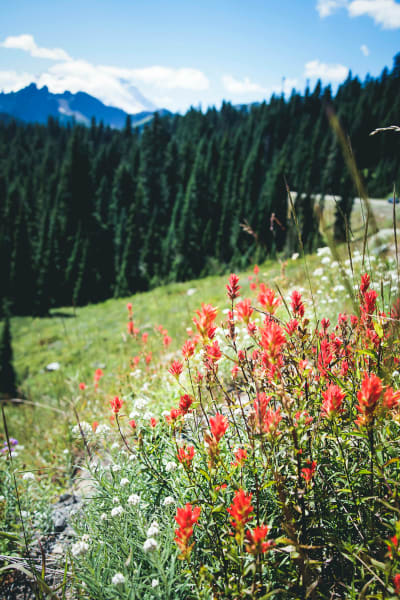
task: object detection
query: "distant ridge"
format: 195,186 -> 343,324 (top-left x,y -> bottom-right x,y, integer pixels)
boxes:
0,83 -> 170,129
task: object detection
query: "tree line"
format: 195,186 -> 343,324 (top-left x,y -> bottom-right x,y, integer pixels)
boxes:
1,54 -> 399,316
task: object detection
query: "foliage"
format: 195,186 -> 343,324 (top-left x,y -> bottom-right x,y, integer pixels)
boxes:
0,55 -> 400,315
55,252 -> 400,599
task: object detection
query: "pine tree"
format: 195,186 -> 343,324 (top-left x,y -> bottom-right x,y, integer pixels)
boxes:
0,312 -> 17,398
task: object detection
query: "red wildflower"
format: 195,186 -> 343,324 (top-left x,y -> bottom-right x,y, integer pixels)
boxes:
321,318 -> 330,332
260,320 -> 286,367
360,273 -> 370,295
245,525 -> 273,555
92,421 -> 99,432
145,352 -> 152,365
177,445 -> 195,467
322,384 -> 346,418
301,460 -> 317,484
294,411 -> 313,427
226,273 -> 241,300
174,504 -> 201,558
253,392 -> 271,427
355,372 -> 383,427
285,319 -> 299,336
163,335 -> 172,347
179,394 -> 193,414
254,264 -> 259,275
205,340 -> 222,364
290,290 -> 305,318
79,382 -> 86,390
127,302 -> 133,313
258,284 -> 281,314
165,408 -> 180,424
193,303 -> 218,339
394,573 -> 400,595
383,387 -> 400,410
227,489 -> 254,531
150,417 -> 157,427
232,448 -> 247,467
363,290 -> 378,316
263,407 -> 282,436
110,396 -> 123,414
168,360 -> 184,378
209,413 -> 229,443
231,364 -> 239,378
129,419 -> 137,429
235,299 -> 253,324
182,339 -> 196,359
142,332 -> 149,343
238,350 -> 245,361
387,534 -> 399,559
94,368 -> 104,382
127,321 -> 134,335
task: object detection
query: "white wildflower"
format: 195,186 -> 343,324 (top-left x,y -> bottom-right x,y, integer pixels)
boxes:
162,410 -> 170,418
152,579 -> 159,588
111,506 -> 124,517
317,247 -> 331,257
313,268 -> 324,277
71,540 -> 89,557
82,534 -> 90,543
22,472 -> 35,481
111,442 -> 120,450
321,256 -> 331,265
129,409 -> 140,419
120,478 -> 130,487
147,521 -> 160,537
72,422 -> 92,437
128,453 -> 137,461
112,464 -> 121,472
134,397 -> 149,410
143,537 -> 158,552
128,494 -> 140,505
163,496 -> 175,506
291,252 -> 299,260
100,513 -> 107,521
112,496 -> 120,504
112,573 -> 125,585
143,411 -> 154,420
96,424 -> 111,436
165,461 -> 177,472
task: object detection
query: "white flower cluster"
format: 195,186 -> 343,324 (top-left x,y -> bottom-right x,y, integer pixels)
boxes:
163,496 -> 175,506
71,540 -> 89,557
22,472 -> 35,481
111,505 -> 124,518
128,493 -> 140,505
143,519 -> 160,552
120,477 -> 130,487
112,573 -> 125,585
71,422 -> 92,437
165,461 -> 177,472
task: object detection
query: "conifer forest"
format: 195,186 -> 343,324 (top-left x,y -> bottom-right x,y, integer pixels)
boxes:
1,54 -> 399,316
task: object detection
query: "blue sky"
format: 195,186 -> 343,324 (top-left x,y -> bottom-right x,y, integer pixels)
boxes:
0,0 -> 399,113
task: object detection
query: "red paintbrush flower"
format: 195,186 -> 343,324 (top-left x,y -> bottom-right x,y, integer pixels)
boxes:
227,489 -> 254,531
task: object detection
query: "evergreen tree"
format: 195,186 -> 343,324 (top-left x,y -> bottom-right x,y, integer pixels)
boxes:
0,311 -> 17,398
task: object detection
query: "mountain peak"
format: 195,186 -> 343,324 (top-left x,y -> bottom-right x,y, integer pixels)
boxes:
0,84 -> 164,129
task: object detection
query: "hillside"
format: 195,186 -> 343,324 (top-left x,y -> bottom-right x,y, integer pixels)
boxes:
1,53 -> 399,319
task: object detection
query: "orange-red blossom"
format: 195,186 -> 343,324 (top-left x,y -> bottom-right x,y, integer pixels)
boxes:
245,525 -> 274,554
227,489 -> 254,532
174,503 -> 201,559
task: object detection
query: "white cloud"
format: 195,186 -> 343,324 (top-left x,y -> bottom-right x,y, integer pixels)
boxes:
102,65 -> 209,90
0,70 -> 36,93
305,59 -> 349,81
1,34 -> 71,61
360,43 -> 370,55
317,0 -> 400,28
0,33 -> 210,112
316,0 -> 348,17
222,75 -> 267,95
348,0 -> 400,29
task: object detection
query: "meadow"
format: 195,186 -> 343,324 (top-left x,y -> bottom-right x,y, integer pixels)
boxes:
2,207 -> 400,598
